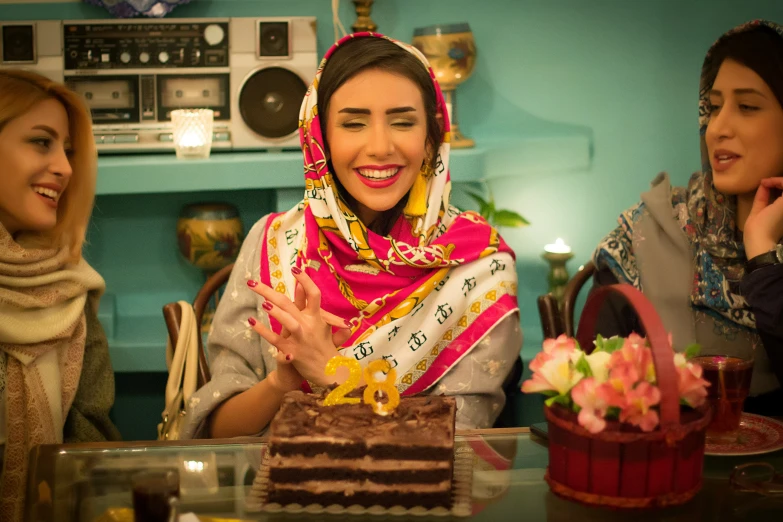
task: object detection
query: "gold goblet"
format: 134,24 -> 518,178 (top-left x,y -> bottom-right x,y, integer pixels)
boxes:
352,0 -> 377,33
413,23 -> 477,148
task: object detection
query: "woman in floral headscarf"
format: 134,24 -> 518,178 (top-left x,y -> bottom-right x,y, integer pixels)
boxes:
592,20 -> 783,416
180,33 -> 522,438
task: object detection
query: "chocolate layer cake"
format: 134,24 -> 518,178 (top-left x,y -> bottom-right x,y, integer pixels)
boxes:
266,387 -> 457,509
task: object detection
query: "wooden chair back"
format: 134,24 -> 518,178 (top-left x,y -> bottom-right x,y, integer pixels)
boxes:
162,263 -> 234,389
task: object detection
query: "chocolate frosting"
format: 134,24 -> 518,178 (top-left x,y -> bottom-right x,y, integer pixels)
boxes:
269,387 -> 456,448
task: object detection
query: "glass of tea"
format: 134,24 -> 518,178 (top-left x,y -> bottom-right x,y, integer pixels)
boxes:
692,354 -> 754,442
131,470 -> 180,522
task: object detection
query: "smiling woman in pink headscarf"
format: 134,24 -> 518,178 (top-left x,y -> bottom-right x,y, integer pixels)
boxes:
180,33 -> 522,439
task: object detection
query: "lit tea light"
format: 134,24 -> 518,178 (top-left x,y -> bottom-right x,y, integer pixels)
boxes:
544,238 -> 572,254
178,128 -> 207,148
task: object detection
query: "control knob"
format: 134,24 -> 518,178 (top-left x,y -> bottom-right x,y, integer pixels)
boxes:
203,24 -> 225,46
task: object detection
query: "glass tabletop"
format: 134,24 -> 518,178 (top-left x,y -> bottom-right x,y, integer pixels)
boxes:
25,428 -> 783,522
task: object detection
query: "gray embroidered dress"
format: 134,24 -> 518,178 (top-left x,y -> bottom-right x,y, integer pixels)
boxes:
179,216 -> 523,439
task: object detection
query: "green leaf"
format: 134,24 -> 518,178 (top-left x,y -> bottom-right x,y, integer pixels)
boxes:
466,191 -> 495,220
545,394 -> 572,409
574,354 -> 593,378
684,343 -> 701,359
594,334 -> 606,352
606,406 -> 621,419
601,336 -> 625,354
492,209 -> 530,228
466,191 -> 489,209
485,201 -> 496,221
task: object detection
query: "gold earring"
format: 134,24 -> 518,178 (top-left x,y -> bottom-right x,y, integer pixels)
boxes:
404,162 -> 433,217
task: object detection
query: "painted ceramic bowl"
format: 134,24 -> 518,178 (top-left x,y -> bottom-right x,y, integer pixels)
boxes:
177,203 -> 243,272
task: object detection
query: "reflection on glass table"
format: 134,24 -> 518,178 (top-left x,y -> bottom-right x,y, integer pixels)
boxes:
25,427 -> 783,522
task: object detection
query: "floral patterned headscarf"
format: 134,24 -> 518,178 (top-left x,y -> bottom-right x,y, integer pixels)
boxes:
260,33 -> 519,394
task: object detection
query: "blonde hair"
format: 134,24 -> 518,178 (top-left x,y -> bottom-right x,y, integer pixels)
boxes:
0,69 -> 97,262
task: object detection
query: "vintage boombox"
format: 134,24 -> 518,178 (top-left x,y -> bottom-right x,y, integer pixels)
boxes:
0,17 -> 317,152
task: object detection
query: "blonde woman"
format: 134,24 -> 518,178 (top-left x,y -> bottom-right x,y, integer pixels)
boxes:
0,69 -> 120,522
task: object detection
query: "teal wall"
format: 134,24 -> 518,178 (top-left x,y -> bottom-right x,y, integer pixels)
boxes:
3,0 -> 783,438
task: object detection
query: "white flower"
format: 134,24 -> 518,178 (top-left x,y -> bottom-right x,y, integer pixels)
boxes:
673,353 -> 687,368
585,351 -> 612,383
521,355 -> 583,396
231,290 -> 238,300
267,346 -> 278,357
213,391 -> 221,399
189,397 -> 200,409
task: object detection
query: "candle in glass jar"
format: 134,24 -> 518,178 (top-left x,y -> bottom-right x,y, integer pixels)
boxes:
178,128 -> 206,148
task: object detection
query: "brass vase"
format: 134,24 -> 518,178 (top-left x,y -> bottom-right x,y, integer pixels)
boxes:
412,23 -> 477,148
177,203 -> 244,332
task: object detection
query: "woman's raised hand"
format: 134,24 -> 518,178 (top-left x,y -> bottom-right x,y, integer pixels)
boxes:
744,177 -> 783,258
247,267 -> 353,386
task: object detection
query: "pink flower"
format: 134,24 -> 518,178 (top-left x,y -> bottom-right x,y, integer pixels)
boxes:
611,333 -> 655,383
542,334 -> 578,357
529,350 -> 553,373
522,353 -> 583,396
677,360 -> 710,408
619,381 -> 661,432
571,378 -> 610,433
529,335 -> 580,374
603,363 -> 637,407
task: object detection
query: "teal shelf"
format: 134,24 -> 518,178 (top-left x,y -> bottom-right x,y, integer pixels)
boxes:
95,133 -> 592,196
96,147 -> 488,195
108,315 -> 170,373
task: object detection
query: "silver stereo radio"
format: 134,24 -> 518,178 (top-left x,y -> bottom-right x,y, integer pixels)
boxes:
0,17 -> 317,153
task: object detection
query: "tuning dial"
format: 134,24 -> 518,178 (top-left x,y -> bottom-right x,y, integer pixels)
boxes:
158,51 -> 170,64
120,51 -> 131,64
203,24 -> 225,46
139,51 -> 150,64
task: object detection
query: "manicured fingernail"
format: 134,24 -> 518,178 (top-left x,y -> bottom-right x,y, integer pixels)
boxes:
262,301 -> 273,312
285,354 -> 292,361
247,280 -> 258,288
345,319 -> 352,327
292,266 -> 302,275
247,317 -> 256,326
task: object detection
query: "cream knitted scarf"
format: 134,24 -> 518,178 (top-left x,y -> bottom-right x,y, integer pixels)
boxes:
0,224 -> 104,522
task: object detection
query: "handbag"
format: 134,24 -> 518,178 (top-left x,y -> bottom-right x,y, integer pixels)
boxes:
157,300 -> 199,440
